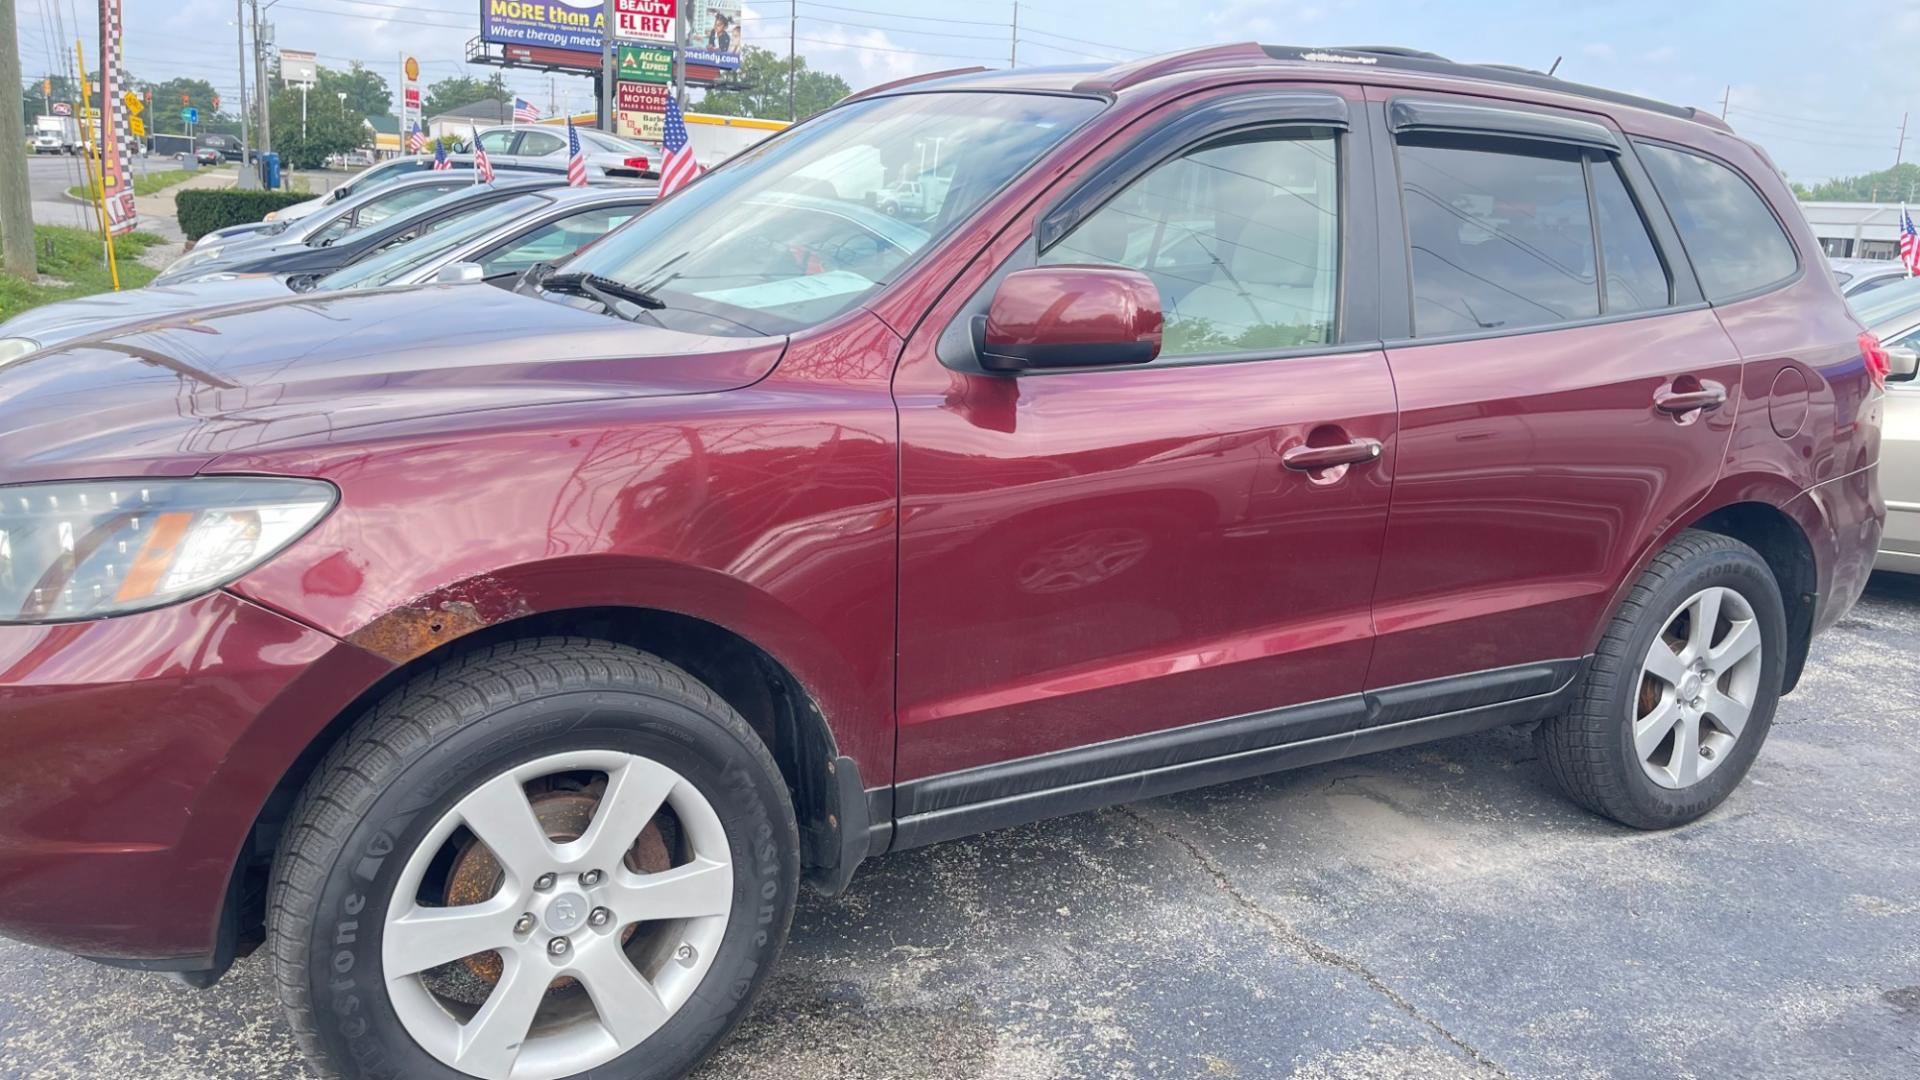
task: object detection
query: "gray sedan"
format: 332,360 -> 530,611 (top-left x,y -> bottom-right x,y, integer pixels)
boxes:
0,187 -> 656,365
1853,281 -> 1920,573
157,172 -> 498,283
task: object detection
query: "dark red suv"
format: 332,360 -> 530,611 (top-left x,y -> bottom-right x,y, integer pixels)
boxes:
0,44 -> 1886,1080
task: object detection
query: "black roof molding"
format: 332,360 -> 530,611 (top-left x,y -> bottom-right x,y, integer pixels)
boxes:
1260,44 -> 1721,127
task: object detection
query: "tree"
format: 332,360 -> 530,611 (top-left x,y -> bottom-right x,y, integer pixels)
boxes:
268,83 -> 368,169
422,73 -> 510,118
1792,163 -> 1920,203
139,77 -> 222,136
2,0 -> 36,276
317,63 -> 392,120
696,47 -> 849,121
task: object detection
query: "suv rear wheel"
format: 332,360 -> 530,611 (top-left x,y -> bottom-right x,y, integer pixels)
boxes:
1538,530 -> 1787,829
268,638 -> 797,1080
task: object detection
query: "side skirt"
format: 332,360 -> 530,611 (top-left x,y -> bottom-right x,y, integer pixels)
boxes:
883,658 -> 1586,852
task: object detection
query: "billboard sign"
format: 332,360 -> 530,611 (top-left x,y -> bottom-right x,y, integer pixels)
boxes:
481,0 -> 610,53
686,0 -> 741,69
282,49 -> 318,87
614,0 -> 674,45
617,43 -> 674,83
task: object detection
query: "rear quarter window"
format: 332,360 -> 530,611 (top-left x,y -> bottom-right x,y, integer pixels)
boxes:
1636,142 -> 1798,301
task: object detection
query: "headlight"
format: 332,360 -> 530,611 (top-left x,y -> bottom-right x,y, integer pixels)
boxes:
0,477 -> 336,623
0,337 -> 40,368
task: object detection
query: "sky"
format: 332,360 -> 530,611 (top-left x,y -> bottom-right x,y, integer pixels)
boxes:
13,0 -> 1920,183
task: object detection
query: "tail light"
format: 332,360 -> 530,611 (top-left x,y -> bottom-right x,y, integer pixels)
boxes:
623,156 -> 650,171
1861,331 -> 1890,390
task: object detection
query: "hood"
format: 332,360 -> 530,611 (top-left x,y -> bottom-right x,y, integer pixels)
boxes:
0,276 -> 294,349
0,284 -> 786,485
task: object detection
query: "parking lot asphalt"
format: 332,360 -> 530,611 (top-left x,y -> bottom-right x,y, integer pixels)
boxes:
2,573 -> 1916,1080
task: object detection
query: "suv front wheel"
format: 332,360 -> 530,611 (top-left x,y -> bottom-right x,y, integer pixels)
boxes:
1539,530 -> 1787,829
268,638 -> 798,1080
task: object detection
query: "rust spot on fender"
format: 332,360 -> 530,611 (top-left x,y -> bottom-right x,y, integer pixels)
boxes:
347,578 -> 534,663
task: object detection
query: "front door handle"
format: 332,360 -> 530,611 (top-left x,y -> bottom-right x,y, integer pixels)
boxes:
1282,438 -> 1384,472
1654,380 -> 1728,415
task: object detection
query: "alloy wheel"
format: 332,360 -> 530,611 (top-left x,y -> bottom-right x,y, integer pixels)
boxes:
1633,586 -> 1765,790
382,749 -> 733,1080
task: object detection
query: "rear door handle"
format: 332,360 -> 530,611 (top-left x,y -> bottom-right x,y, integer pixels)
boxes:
1282,439 -> 1384,471
1654,381 -> 1728,414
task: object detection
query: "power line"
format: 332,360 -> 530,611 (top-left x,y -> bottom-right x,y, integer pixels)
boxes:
797,0 -> 1011,27
1724,102 -> 1890,133
1019,23 -> 1148,56
793,35 -> 1001,63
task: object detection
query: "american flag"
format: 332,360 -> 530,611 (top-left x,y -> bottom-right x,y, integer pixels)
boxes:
513,96 -> 540,123
472,128 -> 494,183
565,118 -> 589,187
432,139 -> 451,171
1902,208 -> 1920,276
407,121 -> 424,154
657,94 -> 702,197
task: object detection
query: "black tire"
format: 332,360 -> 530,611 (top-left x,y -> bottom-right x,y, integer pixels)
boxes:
1538,530 -> 1787,830
267,637 -> 798,1080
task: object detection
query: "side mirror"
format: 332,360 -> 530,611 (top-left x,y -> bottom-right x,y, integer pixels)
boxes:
435,262 -> 486,285
979,265 -> 1163,372
1887,345 -> 1919,382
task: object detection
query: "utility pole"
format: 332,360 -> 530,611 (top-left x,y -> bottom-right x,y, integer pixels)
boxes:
673,5 -> 687,110
788,0 -> 797,122
1010,2 -> 1018,67
0,0 -> 38,276
252,0 -> 272,156
1897,112 -> 1909,170
599,0 -> 614,130
1718,85 -> 1730,121
236,0 -> 254,186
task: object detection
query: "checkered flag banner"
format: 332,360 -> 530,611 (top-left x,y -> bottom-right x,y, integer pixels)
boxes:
99,0 -> 139,234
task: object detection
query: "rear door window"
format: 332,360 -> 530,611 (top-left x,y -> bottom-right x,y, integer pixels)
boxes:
516,131 -> 566,157
1396,137 -> 1677,336
1399,140 -> 1597,335
1590,161 -> 1671,314
1636,143 -> 1798,301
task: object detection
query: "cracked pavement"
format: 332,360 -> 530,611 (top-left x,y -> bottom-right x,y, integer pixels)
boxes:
2,573 -> 1917,1079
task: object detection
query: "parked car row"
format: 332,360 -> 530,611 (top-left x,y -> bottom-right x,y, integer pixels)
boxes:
0,42 -> 1901,1080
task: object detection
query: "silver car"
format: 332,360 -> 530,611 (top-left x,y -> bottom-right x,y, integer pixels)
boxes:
1829,257 -> 1912,299
158,172 -> 486,283
1855,283 -> 1920,573
0,186 -> 657,365
473,124 -> 663,179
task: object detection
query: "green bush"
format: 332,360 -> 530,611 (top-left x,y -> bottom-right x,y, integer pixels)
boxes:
175,189 -> 312,242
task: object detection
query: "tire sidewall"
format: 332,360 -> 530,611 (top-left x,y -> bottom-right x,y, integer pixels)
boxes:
1606,546 -> 1787,824
302,685 -> 796,1080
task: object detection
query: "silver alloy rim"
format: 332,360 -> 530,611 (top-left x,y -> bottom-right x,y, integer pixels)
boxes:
383,750 -> 734,1080
1634,586 -> 1764,790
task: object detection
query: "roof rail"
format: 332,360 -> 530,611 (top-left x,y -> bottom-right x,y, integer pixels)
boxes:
1073,42 -> 1268,95
840,66 -> 991,105
1258,44 -> 1700,122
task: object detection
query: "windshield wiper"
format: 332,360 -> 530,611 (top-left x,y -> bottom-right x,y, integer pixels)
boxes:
541,270 -> 666,311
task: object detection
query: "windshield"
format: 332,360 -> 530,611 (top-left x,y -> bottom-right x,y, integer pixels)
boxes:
317,193 -> 552,290
555,91 -> 1101,336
